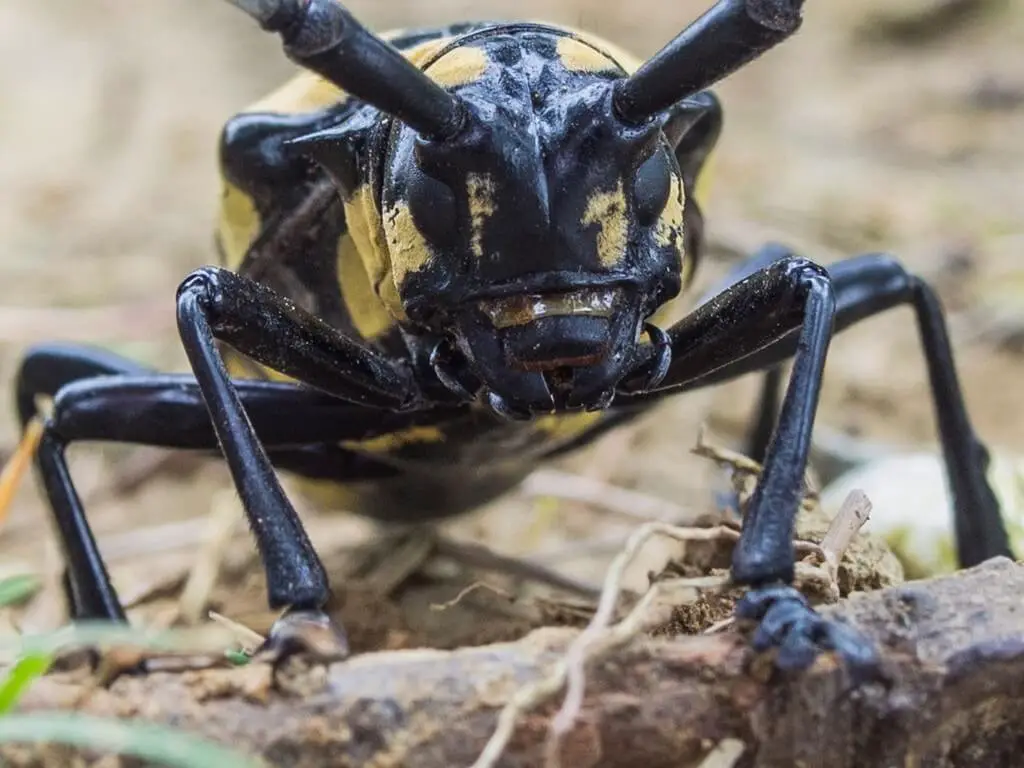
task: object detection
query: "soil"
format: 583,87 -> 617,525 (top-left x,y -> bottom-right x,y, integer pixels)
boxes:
0,0 -> 1022,719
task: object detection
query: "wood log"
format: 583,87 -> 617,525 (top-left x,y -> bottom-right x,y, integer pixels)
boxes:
7,557 -> 1024,768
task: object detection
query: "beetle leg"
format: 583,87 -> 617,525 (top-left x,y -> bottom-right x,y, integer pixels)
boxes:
614,245 -> 1011,677
625,246 -> 1013,569
174,266 -> 429,658
619,255 -> 882,676
10,345 -> 156,620
694,243 -> 795,464
17,369 -> 438,622
10,338 -> 450,668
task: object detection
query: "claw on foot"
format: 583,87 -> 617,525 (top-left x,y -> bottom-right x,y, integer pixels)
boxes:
254,609 -> 350,667
736,585 -> 883,686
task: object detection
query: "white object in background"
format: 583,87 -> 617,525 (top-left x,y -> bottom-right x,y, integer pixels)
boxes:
819,451 -> 1024,579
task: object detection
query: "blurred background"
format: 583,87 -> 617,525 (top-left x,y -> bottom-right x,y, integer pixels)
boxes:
0,0 -> 1022,632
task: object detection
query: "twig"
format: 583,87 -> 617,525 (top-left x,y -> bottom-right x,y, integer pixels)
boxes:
430,582 -> 516,612
0,417 -> 44,529
545,523 -> 741,766
693,424 -> 819,497
819,490 -> 873,583
469,522 -> 740,768
208,611 -> 265,652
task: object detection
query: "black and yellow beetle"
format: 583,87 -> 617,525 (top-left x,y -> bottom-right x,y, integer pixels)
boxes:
6,0 -> 1015,676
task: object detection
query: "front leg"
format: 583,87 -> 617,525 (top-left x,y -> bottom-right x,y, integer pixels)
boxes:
176,266 -> 422,657
624,257 -> 881,677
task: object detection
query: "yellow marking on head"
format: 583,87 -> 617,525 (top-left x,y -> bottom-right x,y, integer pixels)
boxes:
383,200 -> 433,291
342,425 -> 446,454
582,181 -> 629,268
555,37 -> 621,74
423,46 -> 489,88
217,181 -> 262,272
337,235 -> 396,340
466,173 -> 497,259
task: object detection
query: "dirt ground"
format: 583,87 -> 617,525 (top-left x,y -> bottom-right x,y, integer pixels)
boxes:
0,0 -> 1022,643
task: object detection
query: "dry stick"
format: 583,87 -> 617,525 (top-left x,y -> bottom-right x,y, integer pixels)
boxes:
208,610 -> 265,653
819,490 -> 873,581
430,582 -> 517,612
0,417 -> 44,529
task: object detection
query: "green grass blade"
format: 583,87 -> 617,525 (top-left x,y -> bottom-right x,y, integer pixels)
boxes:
0,575 -> 41,608
0,713 -> 262,767
0,653 -> 51,714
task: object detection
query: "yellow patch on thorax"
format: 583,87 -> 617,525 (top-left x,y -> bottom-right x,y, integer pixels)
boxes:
217,181 -> 261,272
343,185 -> 407,322
655,171 -> 691,288
423,45 -> 489,87
535,24 -> 643,73
654,173 -> 685,250
337,235 -> 395,339
466,173 -> 497,259
582,181 -> 629,268
248,71 -> 345,113
341,425 -> 446,454
555,36 -> 622,74
382,200 -> 433,292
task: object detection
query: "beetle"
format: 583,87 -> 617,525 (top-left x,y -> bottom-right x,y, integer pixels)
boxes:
5,0 -> 1015,676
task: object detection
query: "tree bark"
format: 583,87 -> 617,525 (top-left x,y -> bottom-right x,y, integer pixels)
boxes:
8,557 -> 1024,768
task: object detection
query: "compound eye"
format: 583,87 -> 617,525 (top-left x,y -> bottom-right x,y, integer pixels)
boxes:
633,146 -> 672,227
406,165 -> 458,247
